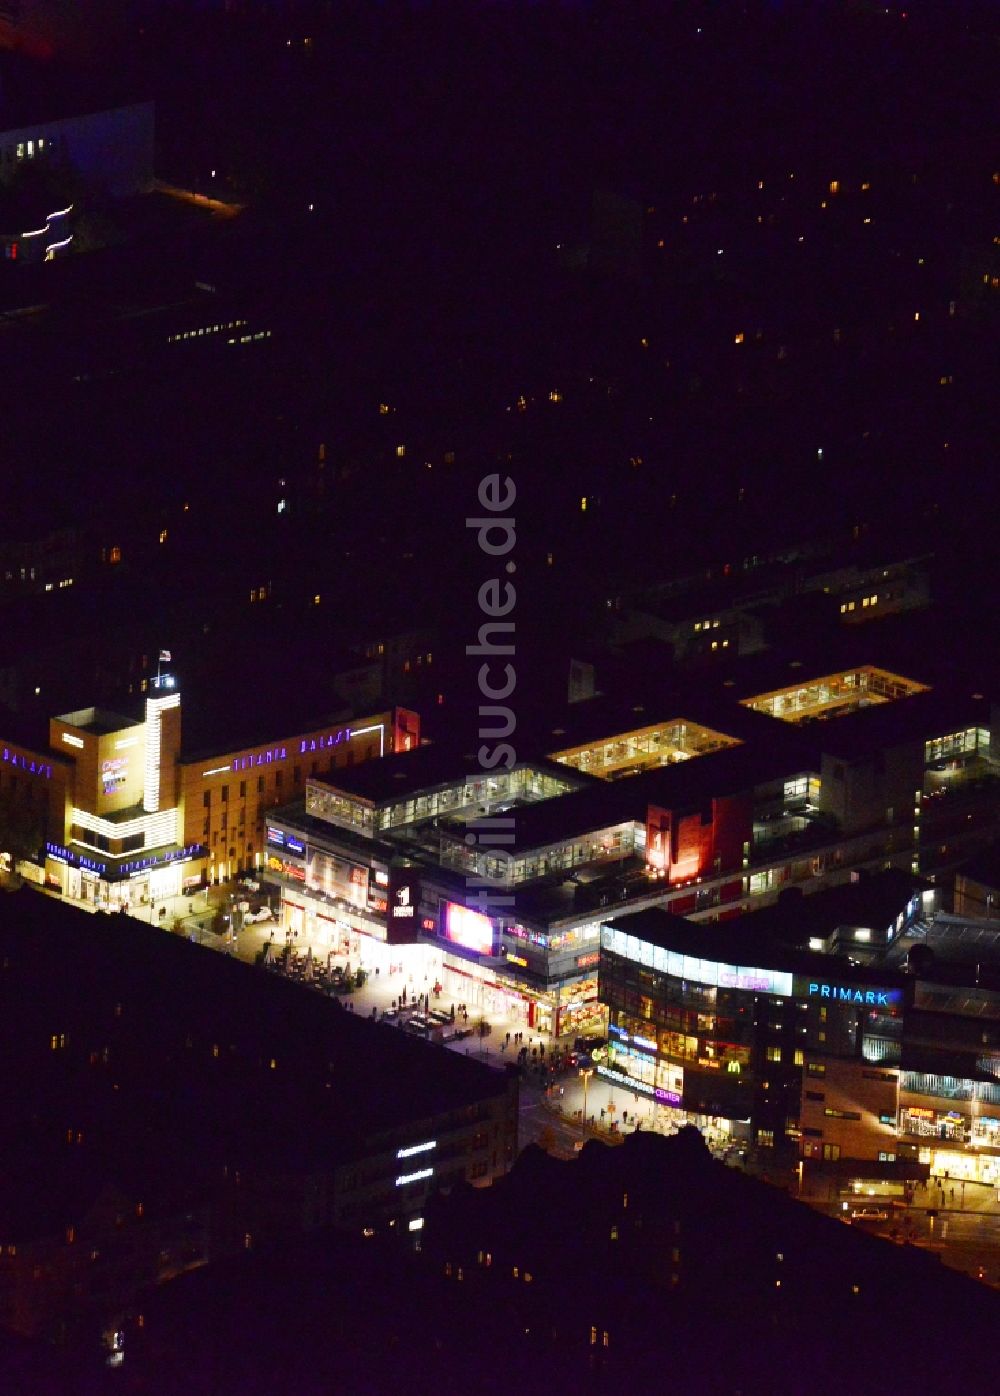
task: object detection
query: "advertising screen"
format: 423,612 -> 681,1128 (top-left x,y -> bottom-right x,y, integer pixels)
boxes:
443,902 -> 495,955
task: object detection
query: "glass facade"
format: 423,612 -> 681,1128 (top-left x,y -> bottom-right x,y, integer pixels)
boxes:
549,718 -> 739,780
306,765 -> 576,837
741,666 -> 927,723
924,728 -> 989,765
441,821 -> 639,885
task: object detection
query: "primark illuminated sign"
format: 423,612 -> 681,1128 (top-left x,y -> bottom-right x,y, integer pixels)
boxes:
798,978 -> 902,1008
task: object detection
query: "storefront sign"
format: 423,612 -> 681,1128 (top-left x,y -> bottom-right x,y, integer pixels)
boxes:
3,747 -> 52,779
101,756 -> 128,790
299,730 -> 348,754
46,841 -> 200,879
799,979 -> 902,1007
392,886 -> 415,918
577,951 -> 600,969
719,969 -> 774,993
47,842 -> 105,873
268,820 -> 303,854
386,867 -> 422,943
266,854 -> 306,882
608,1025 -> 656,1052
231,746 -> 288,772
597,1064 -> 656,1099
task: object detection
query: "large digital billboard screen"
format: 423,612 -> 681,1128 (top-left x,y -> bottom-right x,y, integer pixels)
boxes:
443,902 -> 495,955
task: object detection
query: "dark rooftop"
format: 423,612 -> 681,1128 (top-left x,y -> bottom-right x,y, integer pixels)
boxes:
0,888 -> 511,1239
55,703 -> 139,735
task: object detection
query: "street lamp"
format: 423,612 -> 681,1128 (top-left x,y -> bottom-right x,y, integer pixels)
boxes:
580,1066 -> 594,1136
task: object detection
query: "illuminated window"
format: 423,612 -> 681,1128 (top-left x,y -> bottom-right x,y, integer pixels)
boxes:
766,1045 -> 782,1062
396,444 -> 406,457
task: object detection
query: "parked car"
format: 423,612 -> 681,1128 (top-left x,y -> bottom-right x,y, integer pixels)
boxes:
850,1207 -> 890,1224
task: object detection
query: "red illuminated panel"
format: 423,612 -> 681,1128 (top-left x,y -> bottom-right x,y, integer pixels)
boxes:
393,707 -> 421,753
443,902 -> 494,954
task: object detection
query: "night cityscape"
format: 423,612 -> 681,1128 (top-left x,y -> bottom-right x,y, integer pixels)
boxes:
0,0 -> 998,1391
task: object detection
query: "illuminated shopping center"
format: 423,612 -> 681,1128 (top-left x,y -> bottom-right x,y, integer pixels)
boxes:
264,747 -> 653,1036
597,883 -> 1000,1182
262,659 -> 1000,1042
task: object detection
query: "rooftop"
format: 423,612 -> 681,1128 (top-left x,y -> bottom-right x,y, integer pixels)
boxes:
310,744 -> 585,807
54,704 -> 140,735
0,889 -> 513,1239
